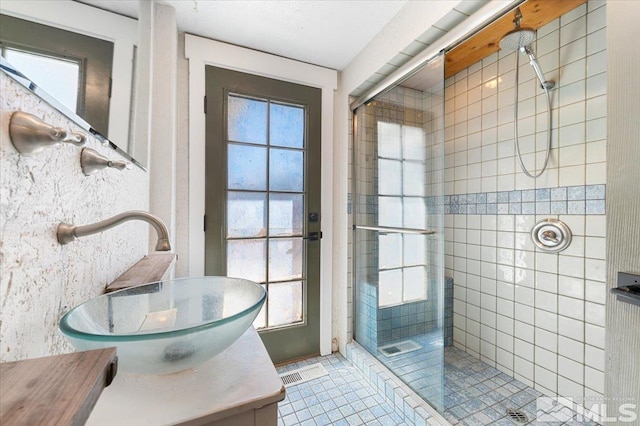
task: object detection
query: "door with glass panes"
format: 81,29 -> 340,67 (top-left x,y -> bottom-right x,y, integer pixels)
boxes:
205,66 -> 321,363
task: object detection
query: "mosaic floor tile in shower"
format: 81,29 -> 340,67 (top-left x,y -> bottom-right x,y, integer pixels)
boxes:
442,347 -> 600,426
367,332 -> 598,425
276,353 -> 406,426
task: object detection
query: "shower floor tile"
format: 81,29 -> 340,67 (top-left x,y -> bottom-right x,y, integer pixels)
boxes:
276,353 -> 404,426
373,332 -> 599,425
276,342 -> 599,425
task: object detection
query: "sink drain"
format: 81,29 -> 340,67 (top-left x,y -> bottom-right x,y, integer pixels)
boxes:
506,409 -> 529,423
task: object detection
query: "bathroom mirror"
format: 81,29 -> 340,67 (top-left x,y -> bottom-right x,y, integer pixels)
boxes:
0,1 -> 146,169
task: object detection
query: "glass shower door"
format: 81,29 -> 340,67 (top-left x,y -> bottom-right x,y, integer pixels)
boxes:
353,53 -> 445,411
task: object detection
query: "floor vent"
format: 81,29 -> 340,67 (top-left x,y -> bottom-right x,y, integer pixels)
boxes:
279,363 -> 329,387
505,409 -> 529,423
379,340 -> 422,357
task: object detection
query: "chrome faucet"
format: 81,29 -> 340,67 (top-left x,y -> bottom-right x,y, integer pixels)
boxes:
57,210 -> 171,251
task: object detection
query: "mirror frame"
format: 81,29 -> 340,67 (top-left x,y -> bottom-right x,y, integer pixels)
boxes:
0,0 -> 145,170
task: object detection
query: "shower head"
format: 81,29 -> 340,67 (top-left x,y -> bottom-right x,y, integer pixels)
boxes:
499,28 -> 536,51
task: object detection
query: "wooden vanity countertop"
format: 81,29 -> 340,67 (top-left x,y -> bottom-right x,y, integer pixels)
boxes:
0,348 -> 118,426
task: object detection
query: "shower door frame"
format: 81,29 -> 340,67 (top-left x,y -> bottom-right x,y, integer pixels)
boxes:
350,52 -> 447,412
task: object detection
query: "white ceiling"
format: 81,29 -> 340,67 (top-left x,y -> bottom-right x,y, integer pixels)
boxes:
78,0 -> 409,70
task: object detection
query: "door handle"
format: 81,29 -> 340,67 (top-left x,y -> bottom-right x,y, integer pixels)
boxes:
303,231 -> 322,241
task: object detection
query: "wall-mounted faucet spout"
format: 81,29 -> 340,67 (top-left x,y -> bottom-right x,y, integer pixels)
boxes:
57,210 -> 171,251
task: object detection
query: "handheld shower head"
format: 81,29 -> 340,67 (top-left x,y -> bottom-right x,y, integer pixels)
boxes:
522,45 -> 555,90
499,28 -> 555,90
499,28 -> 536,51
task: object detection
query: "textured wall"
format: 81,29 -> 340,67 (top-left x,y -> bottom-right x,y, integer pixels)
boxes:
0,73 -> 149,361
605,0 -> 640,423
445,0 -> 608,410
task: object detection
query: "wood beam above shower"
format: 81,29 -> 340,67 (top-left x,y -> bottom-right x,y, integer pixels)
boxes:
444,0 -> 587,79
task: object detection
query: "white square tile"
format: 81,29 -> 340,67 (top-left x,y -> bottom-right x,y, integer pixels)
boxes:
537,30 -> 560,57
515,267 -> 535,287
558,295 -> 584,321
536,290 -> 558,313
559,255 -> 585,279
587,50 -> 607,77
515,320 -> 534,342
559,58 -> 586,85
586,117 -> 607,142
496,347 -> 514,370
536,271 -> 558,293
586,140 -> 606,163
515,303 -> 534,324
497,264 -> 515,283
536,328 -> 558,352
535,346 -> 558,373
584,280 -> 606,304
587,4 -> 606,34
481,293 -> 497,312
584,323 -> 604,349
585,345 -> 605,372
585,258 -> 606,282
481,246 -> 497,263
560,102 -> 586,128
586,28 -> 606,56
558,376 -> 584,400
535,365 -> 558,393
558,315 -> 585,341
558,122 -> 586,148
514,235 -> 535,253
514,356 -> 534,381
585,301 -> 605,327
536,252 -> 558,274
561,216 -> 586,239
558,275 -> 585,299
558,355 -> 584,385
585,215 -> 606,237
560,15 -> 587,46
559,80 -> 586,108
467,274 -> 481,291
536,310 -> 558,334
562,236 -> 585,258
466,318 -> 481,337
497,248 -> 515,266
584,366 -> 604,393
559,37 -> 586,66
559,335 -> 585,363
480,339 -> 496,362
496,299 -> 514,318
561,3 -> 587,25
466,334 -> 481,353
586,72 -> 607,98
585,236 -> 606,260
559,165 -> 586,187
515,338 -> 534,361
586,162 -> 606,185
497,281 -> 515,300
454,327 -> 466,345
515,285 -> 534,307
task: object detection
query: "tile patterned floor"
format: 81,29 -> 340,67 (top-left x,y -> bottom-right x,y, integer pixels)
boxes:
276,343 -> 599,425
276,353 -> 406,426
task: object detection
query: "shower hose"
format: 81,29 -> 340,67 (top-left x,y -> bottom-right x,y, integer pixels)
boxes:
513,49 -> 553,178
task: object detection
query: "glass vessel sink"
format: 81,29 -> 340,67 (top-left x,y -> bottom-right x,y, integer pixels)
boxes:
59,276 -> 266,375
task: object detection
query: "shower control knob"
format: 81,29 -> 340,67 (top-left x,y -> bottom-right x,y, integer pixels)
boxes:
531,219 -> 572,252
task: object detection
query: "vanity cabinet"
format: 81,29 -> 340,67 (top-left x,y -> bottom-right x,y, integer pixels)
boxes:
87,327 -> 285,425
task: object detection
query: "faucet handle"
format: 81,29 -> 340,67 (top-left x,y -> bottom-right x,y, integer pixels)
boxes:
81,148 -> 129,176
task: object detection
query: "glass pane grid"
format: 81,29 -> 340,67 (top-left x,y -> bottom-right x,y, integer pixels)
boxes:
225,92 -> 307,331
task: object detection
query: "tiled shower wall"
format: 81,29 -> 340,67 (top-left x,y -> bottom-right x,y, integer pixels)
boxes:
446,0 -> 607,409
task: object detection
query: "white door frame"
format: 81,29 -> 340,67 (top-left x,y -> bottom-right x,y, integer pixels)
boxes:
184,34 -> 337,356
